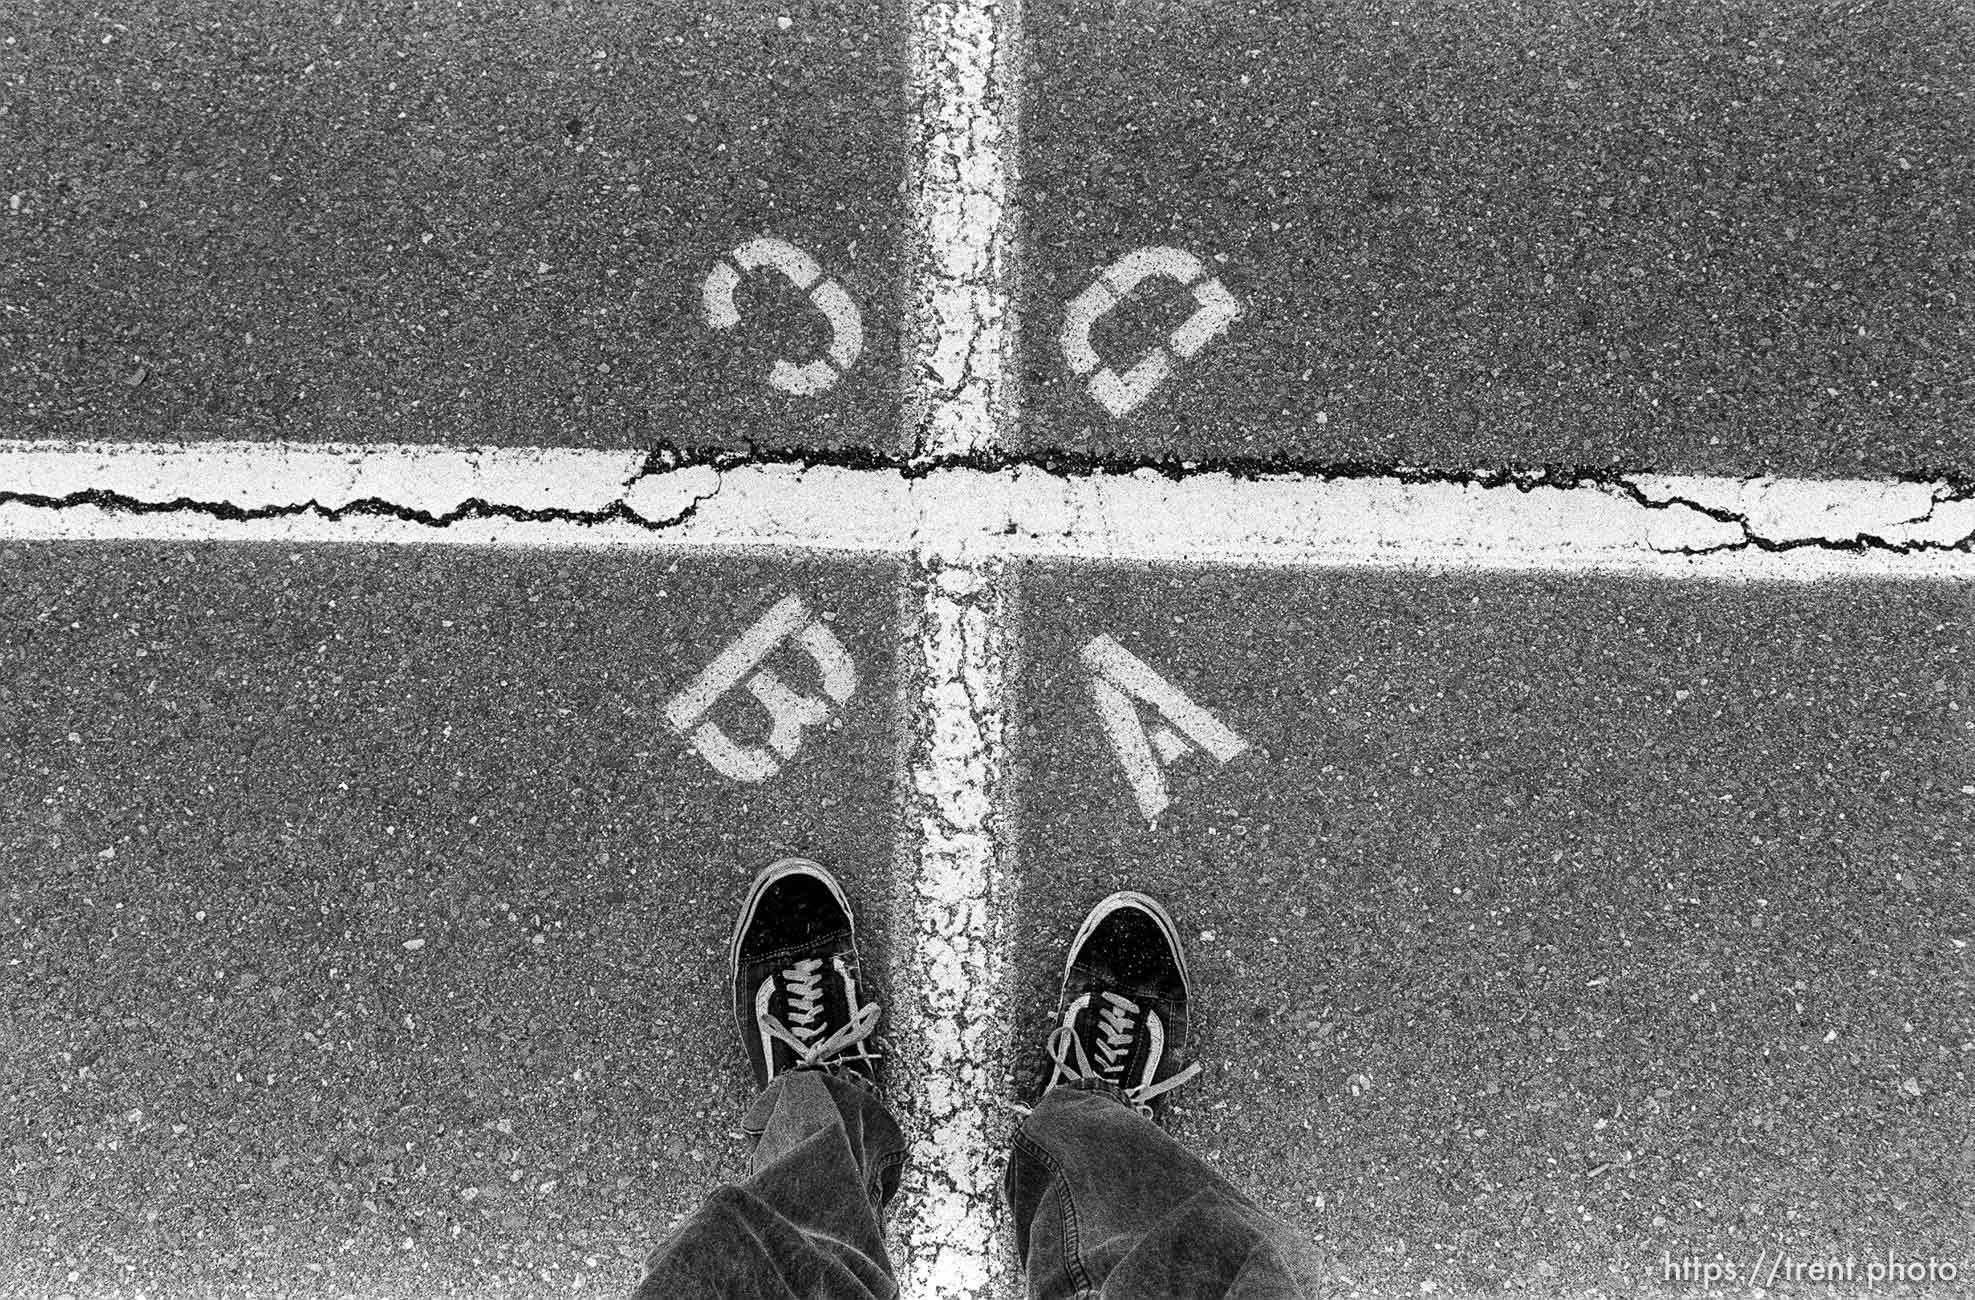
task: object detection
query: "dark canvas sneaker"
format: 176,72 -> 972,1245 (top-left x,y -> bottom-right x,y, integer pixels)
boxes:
1043,890 -> 1201,1122
729,857 -> 883,1092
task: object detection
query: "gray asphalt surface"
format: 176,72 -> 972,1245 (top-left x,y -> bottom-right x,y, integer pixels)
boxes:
1009,563 -> 1972,1294
0,544 -> 903,1296
1,0 -> 904,454
1020,0 -> 1975,475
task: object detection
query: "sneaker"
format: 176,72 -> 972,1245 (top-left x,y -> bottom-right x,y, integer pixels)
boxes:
1042,891 -> 1201,1121
729,857 -> 883,1092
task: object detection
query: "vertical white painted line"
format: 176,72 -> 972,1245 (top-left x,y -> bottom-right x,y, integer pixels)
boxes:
892,0 -> 1019,1286
890,556 -> 1015,1298
907,0 -> 1018,460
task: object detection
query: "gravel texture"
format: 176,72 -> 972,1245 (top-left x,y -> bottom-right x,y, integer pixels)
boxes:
0,0 -> 905,454
0,543 -> 903,1296
1008,562 -> 1973,1295
1020,0 -> 1975,475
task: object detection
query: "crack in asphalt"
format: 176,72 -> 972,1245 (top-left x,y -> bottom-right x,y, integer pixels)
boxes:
0,486 -> 672,530
3,446 -> 1972,553
1600,476 -> 1975,556
571,439 -> 1975,504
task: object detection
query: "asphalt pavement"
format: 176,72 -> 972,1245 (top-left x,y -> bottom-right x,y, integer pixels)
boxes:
1,0 -> 905,455
0,543 -> 904,1296
1008,562 -> 1972,1294
5,0 -> 1973,1295
1020,0 -> 1975,475
3,548 -> 1970,1296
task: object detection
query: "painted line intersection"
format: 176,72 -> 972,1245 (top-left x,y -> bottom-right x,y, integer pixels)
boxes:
5,0 -> 1970,1293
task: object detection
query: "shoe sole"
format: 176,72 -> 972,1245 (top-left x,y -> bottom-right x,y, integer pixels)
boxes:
729,856 -> 856,978
1063,890 -> 1191,999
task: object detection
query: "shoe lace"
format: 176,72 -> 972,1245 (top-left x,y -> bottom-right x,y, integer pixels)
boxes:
757,954 -> 883,1081
1042,990 -> 1200,1119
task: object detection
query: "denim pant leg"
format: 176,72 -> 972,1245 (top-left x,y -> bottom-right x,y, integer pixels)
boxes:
633,1069 -> 909,1300
1005,1083 -> 1325,1300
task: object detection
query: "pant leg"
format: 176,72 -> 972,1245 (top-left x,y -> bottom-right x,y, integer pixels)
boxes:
1004,1083 -> 1329,1300
633,1069 -> 909,1300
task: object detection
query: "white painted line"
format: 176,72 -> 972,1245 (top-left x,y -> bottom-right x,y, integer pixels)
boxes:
906,0 -> 1017,460
4,443 -> 1972,580
1624,474 -> 1975,548
0,438 -> 653,516
890,559 -> 1014,1299
894,0 -> 1021,1282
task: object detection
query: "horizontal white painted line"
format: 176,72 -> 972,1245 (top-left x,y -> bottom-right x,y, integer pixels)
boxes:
0,439 -> 655,516
1,439 -> 1972,579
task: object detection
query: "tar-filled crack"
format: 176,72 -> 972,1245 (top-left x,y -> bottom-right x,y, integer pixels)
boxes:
631,438 -> 1975,500
0,484 -> 722,531
1603,476 -> 1975,555
7,444 -> 1973,553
